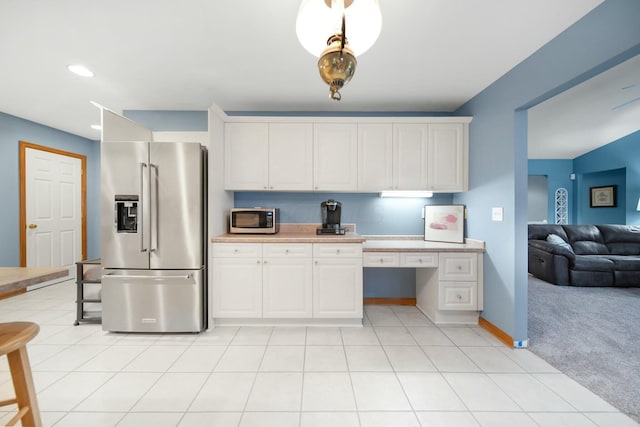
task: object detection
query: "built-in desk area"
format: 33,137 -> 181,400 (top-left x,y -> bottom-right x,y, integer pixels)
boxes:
363,237 -> 485,325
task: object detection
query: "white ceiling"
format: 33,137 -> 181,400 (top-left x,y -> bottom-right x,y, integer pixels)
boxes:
528,55 -> 640,159
0,0 -> 606,147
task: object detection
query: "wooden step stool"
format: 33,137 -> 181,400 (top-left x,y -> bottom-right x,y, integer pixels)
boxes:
0,322 -> 41,427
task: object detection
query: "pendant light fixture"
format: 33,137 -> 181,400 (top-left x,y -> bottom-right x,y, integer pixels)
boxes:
296,0 -> 381,101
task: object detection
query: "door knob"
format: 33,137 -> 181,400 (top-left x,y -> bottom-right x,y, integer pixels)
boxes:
28,224 -> 37,229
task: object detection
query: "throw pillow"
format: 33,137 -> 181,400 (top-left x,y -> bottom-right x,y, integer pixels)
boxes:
546,233 -> 574,253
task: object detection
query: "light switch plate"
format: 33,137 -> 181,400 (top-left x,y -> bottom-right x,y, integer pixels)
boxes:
492,207 -> 503,221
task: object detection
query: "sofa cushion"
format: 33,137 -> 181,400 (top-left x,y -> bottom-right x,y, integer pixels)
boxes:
604,255 -> 640,271
572,255 -> 614,272
562,225 -> 609,255
597,224 -> 640,255
528,224 -> 568,241
529,239 -> 575,263
546,233 -> 574,252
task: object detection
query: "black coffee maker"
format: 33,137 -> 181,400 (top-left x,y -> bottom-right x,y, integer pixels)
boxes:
317,199 -> 346,235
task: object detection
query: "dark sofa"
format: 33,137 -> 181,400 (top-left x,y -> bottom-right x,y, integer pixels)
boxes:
528,224 -> 640,287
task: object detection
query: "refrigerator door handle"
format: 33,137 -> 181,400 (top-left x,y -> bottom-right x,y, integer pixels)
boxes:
150,163 -> 159,253
139,162 -> 148,253
104,273 -> 193,280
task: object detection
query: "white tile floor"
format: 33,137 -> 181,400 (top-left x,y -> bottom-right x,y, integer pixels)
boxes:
1,280 -> 638,427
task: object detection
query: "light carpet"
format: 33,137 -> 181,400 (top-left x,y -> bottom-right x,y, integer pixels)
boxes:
528,275 -> 640,423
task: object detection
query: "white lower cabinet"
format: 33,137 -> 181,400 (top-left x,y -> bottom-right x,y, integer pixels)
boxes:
313,244 -> 363,318
212,242 -> 362,321
416,251 -> 483,324
262,244 -> 312,318
212,256 -> 263,318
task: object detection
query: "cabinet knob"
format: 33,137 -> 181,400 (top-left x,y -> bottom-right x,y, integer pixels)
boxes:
263,260 -> 267,264
285,249 -> 289,254
263,186 -> 268,190
380,258 -> 384,263
257,260 -> 261,264
457,265 -> 462,270
28,224 -> 37,229
456,294 -> 462,300
336,249 -> 341,254
234,249 -> 238,253
418,259 -> 423,263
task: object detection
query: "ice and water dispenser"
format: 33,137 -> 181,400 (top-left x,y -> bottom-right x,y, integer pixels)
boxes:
115,195 -> 138,233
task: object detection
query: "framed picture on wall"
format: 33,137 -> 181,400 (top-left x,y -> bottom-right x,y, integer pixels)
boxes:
424,204 -> 465,243
590,185 -> 617,208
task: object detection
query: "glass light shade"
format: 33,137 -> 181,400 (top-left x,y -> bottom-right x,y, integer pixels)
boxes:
296,0 -> 382,57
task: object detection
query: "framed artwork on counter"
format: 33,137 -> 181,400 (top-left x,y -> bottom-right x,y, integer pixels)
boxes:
424,204 -> 464,243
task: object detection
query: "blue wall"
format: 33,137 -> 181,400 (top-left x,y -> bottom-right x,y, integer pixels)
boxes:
529,130 -> 640,225
455,0 -> 640,341
0,112 -> 100,266
575,130 -> 640,225
578,168 -> 626,224
235,192 -> 453,235
528,160 -> 573,223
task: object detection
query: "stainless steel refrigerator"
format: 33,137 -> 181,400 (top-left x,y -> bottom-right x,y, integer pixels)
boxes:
101,141 -> 207,333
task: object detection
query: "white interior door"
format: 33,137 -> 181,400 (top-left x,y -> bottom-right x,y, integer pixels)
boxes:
25,147 -> 82,276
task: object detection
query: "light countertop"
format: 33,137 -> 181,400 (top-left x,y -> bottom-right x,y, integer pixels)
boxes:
0,267 -> 68,295
212,225 -> 484,252
362,237 -> 485,253
211,223 -> 366,244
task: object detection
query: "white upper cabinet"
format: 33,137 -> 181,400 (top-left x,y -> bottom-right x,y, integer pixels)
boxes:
268,123 -> 313,191
225,122 -> 268,190
393,124 -> 430,190
314,123 -> 358,191
429,123 -> 467,192
225,122 -> 313,191
224,118 -> 469,192
357,123 -> 393,191
392,122 -> 468,192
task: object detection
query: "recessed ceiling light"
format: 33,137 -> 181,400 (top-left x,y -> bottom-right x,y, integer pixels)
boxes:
68,64 -> 94,77
91,124 -> 102,130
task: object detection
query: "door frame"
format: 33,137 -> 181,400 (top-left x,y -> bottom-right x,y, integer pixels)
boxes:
19,141 -> 87,267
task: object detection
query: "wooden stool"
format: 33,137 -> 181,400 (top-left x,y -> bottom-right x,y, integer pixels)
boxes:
0,322 -> 41,427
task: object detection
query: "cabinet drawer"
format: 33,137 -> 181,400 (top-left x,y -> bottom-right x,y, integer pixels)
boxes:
439,282 -> 477,311
212,243 -> 262,258
363,252 -> 399,267
313,243 -> 362,258
263,243 -> 312,258
439,253 -> 477,281
400,252 -> 438,268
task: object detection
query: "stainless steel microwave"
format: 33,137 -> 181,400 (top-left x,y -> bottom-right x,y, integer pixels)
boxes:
229,208 -> 279,234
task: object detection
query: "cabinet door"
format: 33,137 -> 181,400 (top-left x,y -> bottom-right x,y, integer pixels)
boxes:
313,258 -> 363,318
224,123 -> 269,190
211,258 -> 262,317
393,124 -> 429,190
263,258 -> 313,318
429,123 -> 467,191
269,123 -> 313,191
357,124 -> 393,191
314,123 -> 358,191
